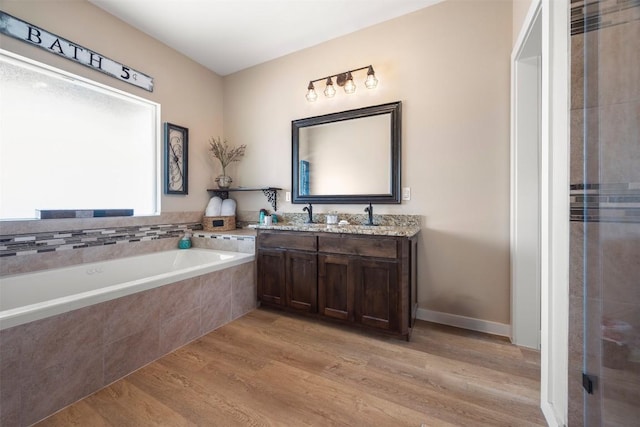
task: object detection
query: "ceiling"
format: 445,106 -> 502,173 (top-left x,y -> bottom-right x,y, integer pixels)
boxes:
88,0 -> 443,76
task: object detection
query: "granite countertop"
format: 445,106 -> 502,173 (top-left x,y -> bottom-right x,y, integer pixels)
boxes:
254,223 -> 420,237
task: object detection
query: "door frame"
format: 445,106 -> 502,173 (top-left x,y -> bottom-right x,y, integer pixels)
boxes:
511,0 -> 570,425
510,0 -> 542,351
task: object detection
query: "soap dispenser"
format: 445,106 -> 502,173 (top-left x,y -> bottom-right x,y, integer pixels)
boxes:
259,209 -> 268,225
178,233 -> 192,249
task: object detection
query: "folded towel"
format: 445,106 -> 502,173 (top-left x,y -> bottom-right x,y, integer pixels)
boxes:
205,197 -> 222,216
221,198 -> 236,216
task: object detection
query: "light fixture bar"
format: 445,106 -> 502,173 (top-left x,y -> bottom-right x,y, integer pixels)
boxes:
304,65 -> 378,101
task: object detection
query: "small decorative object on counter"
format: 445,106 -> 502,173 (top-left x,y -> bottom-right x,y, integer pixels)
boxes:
326,211 -> 338,224
178,233 -> 192,249
259,208 -> 268,224
271,213 -> 278,224
208,136 -> 246,189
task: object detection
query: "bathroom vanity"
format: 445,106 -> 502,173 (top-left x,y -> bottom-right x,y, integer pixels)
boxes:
256,224 -> 419,340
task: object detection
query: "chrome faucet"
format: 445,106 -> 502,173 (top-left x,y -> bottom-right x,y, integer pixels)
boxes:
364,202 -> 376,226
302,203 -> 313,223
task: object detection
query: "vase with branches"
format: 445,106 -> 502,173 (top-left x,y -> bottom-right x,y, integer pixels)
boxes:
208,137 -> 246,188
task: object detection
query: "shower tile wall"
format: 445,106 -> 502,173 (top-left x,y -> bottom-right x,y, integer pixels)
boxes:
569,0 -> 640,425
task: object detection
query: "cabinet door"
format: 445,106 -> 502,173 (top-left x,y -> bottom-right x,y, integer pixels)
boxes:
257,249 -> 286,306
318,254 -> 353,321
354,258 -> 399,331
286,251 -> 317,313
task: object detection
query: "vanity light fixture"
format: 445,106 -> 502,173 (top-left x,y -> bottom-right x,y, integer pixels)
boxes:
305,81 -> 318,102
343,71 -> 356,94
323,77 -> 336,97
364,65 -> 378,89
305,65 -> 378,101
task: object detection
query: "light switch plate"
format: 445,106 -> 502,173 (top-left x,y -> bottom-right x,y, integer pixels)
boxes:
285,191 -> 291,202
402,187 -> 411,201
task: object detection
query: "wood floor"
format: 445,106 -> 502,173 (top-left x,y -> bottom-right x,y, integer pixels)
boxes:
36,309 -> 547,426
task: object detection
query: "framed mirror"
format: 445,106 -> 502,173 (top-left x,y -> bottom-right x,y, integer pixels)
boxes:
292,101 -> 401,204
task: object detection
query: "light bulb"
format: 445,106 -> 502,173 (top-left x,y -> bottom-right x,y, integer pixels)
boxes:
344,71 -> 356,94
305,81 -> 317,102
324,77 -> 336,97
365,66 -> 378,89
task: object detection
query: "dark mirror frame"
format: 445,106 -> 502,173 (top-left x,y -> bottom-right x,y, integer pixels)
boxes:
291,101 -> 402,204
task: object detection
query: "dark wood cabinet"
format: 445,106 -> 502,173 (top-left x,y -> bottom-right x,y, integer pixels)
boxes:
257,229 -> 418,339
318,254 -> 353,321
318,235 -> 402,333
318,254 -> 399,331
256,249 -> 286,306
355,258 -> 399,331
285,250 -> 317,312
257,231 -> 317,313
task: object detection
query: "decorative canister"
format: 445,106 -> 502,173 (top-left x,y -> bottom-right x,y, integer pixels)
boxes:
215,175 -> 232,189
178,234 -> 192,249
326,212 -> 338,224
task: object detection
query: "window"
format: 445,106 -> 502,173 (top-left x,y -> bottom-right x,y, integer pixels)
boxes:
0,49 -> 160,220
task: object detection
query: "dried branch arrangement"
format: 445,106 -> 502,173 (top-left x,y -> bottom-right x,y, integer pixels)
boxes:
208,137 -> 246,175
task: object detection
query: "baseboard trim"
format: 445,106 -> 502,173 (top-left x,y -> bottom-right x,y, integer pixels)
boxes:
416,308 -> 512,339
541,400 -> 565,427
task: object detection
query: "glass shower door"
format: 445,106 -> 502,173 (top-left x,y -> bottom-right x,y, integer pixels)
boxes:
570,0 -> 640,425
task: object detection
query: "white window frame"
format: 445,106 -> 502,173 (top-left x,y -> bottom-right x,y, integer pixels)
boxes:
0,49 -> 161,220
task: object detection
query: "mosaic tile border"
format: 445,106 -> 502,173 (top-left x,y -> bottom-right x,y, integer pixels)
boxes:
191,232 -> 255,242
0,222 -> 202,257
570,183 -> 640,222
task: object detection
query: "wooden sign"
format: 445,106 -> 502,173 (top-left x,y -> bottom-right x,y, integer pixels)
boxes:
0,11 -> 154,92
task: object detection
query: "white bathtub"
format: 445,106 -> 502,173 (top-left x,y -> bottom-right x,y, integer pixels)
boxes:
0,248 -> 255,330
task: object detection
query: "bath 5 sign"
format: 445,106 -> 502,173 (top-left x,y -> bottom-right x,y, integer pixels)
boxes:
0,11 -> 154,92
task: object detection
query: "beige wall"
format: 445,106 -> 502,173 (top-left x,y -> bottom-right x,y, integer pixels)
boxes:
0,0 -> 223,215
513,0 -> 537,45
1,0 -> 514,325
223,0 -> 513,324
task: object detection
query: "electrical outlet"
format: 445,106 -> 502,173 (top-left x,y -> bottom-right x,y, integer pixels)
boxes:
402,187 -> 411,201
285,191 -> 291,202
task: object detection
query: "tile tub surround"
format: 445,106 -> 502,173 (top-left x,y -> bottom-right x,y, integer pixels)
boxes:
0,261 -> 256,427
192,229 -> 256,254
0,222 -> 204,277
0,222 -> 202,258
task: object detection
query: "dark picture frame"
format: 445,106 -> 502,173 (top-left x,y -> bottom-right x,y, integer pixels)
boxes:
164,122 -> 189,195
291,101 -> 401,204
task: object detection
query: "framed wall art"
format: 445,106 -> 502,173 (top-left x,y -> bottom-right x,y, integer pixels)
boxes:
164,122 -> 189,194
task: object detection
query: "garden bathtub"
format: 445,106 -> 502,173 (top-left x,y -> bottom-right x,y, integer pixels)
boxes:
0,248 -> 254,330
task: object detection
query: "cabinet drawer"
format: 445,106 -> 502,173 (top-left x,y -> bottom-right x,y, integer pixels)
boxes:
258,231 -> 317,251
318,235 -> 397,259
